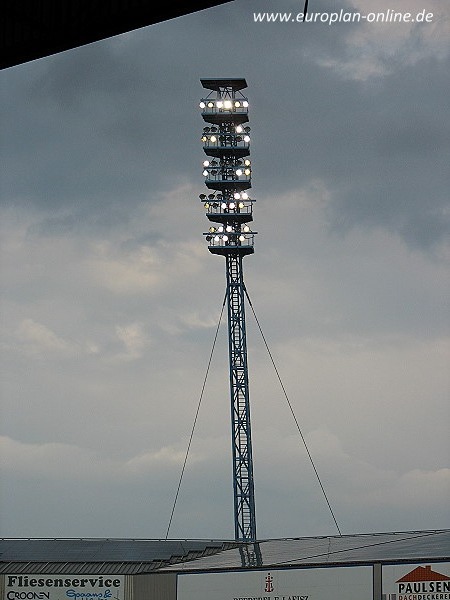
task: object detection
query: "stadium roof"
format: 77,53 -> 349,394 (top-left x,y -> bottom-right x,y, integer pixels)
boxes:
166,530 -> 450,571
1,531 -> 448,574
0,539 -> 237,574
2,1 -> 234,70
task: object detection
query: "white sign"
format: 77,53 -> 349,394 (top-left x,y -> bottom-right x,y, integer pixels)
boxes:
177,565 -> 372,600
382,562 -> 450,600
5,575 -> 125,600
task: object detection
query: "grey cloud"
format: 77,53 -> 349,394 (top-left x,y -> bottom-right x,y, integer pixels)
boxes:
1,0 -> 449,539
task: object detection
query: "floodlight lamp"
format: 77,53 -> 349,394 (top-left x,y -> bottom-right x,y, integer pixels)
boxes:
201,136 -> 207,142
209,226 -> 216,233
234,192 -> 240,200
239,235 -> 245,242
218,226 -> 224,232
210,136 -> 217,142
244,159 -> 251,166
204,202 -> 210,209
236,169 -> 243,176
203,170 -> 208,176
223,235 -> 228,242
221,203 -> 227,209
244,135 -> 250,143
216,101 -> 223,108
214,235 -> 220,241
199,102 -> 206,109
241,192 -> 249,200
243,225 -> 250,232
236,125 -> 243,133
226,225 -> 233,232
229,202 -> 236,209
245,169 -> 251,176
243,101 -> 249,107
235,101 -> 241,107
203,160 -> 210,167
207,101 -> 214,108
238,202 -> 244,209
224,100 -> 232,109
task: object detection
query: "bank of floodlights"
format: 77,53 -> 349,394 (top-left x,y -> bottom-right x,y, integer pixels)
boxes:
199,78 -> 256,255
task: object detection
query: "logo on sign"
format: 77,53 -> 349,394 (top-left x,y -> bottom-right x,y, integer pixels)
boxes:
265,573 -> 274,593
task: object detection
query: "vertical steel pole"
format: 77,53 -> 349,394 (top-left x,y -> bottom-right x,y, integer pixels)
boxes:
226,253 -> 257,541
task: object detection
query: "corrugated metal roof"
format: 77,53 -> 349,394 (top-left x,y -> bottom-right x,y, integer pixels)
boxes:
0,539 -> 236,574
1,531 -> 448,575
164,530 -> 450,571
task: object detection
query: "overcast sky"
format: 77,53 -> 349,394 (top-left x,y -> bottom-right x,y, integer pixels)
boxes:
1,0 -> 449,541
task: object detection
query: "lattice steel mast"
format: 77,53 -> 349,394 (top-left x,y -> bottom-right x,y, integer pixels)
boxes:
199,79 -> 257,542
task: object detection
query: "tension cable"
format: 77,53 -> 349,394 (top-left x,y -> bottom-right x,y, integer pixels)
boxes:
165,292 -> 227,540
244,285 -> 342,536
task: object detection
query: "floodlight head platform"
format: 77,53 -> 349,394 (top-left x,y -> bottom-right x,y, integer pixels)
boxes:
199,79 -> 255,257
201,78 -> 247,92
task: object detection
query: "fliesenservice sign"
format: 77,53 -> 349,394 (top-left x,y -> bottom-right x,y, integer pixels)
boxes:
177,565 -> 372,600
5,575 -> 124,600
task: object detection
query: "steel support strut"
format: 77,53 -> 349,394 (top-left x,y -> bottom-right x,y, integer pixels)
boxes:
226,253 -> 257,542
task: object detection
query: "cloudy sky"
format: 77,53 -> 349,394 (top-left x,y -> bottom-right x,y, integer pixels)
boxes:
1,0 -> 449,541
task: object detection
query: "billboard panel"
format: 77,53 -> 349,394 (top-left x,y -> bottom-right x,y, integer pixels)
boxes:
382,562 -> 450,600
177,565 -> 372,600
5,575 -> 125,600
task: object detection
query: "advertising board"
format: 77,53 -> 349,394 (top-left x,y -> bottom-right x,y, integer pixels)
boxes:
5,575 -> 125,600
177,565 -> 372,600
382,562 -> 450,600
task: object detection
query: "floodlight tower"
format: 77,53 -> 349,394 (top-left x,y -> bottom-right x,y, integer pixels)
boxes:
198,79 -> 257,542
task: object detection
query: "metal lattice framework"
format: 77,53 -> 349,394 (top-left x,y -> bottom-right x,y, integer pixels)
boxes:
199,78 -> 257,542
